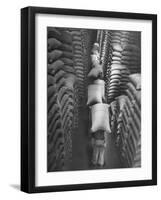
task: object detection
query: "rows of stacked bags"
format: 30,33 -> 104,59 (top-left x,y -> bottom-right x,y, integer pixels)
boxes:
47,27 -> 78,171
97,30 -> 112,99
67,29 -> 95,128
110,74 -> 141,167
97,30 -> 140,103
87,42 -> 111,167
97,29 -> 141,167
69,29 -> 94,106
70,29 -> 85,102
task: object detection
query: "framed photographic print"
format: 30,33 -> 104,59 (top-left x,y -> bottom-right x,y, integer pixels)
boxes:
21,6 -> 157,193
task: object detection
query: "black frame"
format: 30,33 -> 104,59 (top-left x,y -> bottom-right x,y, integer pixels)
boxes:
21,6 -> 157,193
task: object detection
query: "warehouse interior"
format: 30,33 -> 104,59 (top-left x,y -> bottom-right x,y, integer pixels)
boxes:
47,27 -> 141,172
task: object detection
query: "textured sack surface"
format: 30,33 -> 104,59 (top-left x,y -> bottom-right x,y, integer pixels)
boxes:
91,53 -> 100,67
112,43 -> 123,52
91,42 -> 100,53
64,74 -> 76,90
87,84 -> 104,105
91,103 -> 111,133
93,79 -> 105,100
129,73 -> 141,90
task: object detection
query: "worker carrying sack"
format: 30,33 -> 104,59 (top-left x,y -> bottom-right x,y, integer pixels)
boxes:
91,54 -> 100,67
91,43 -> 100,54
87,84 -> 104,106
90,103 -> 111,133
87,66 -> 103,79
92,142 -> 106,166
91,130 -> 107,166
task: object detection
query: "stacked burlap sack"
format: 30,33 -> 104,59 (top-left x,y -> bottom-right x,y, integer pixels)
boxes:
110,74 -> 141,167
47,27 -> 77,171
87,43 -> 111,166
87,79 -> 105,106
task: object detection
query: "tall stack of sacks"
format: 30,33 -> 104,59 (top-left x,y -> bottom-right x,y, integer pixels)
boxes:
71,29 -> 95,105
70,30 -> 85,101
111,74 -> 141,168
81,29 -> 95,89
73,85 -> 79,129
106,63 -> 130,103
121,41 -> 141,74
100,31 -> 112,70
105,42 -> 130,103
103,30 -> 140,103
47,27 -> 77,171
108,31 -> 141,73
114,95 -> 129,148
125,74 -> 141,168
110,31 -> 141,73
87,42 -> 111,166
110,100 -> 120,137
98,31 -> 112,98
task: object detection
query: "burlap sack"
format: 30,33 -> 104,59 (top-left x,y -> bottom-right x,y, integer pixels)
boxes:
87,84 -> 104,106
129,74 -> 141,90
64,74 -> 76,90
90,103 -> 111,133
87,67 -> 103,79
112,43 -> 123,52
91,43 -> 100,53
91,54 -> 100,67
93,79 -> 105,100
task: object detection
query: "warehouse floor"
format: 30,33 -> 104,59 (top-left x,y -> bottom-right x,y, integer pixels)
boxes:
71,106 -> 124,171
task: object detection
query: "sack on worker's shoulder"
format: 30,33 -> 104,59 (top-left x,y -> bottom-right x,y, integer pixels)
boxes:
91,43 -> 100,54
87,84 -> 104,106
91,54 -> 100,67
93,79 -> 105,101
87,67 -> 103,79
90,103 -> 111,133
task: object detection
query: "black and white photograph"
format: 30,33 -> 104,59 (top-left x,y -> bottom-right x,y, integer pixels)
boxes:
21,6 -> 157,193
47,27 -> 141,172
